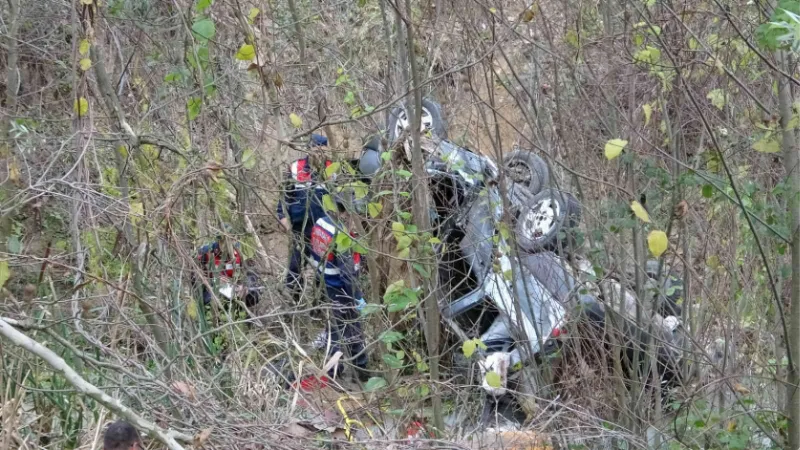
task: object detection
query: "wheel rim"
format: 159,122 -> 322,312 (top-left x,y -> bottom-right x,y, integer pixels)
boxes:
506,161 -> 532,185
394,106 -> 434,138
521,198 -> 560,239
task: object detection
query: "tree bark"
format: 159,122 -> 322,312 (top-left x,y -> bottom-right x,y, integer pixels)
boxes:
778,50 -> 800,450
402,0 -> 444,432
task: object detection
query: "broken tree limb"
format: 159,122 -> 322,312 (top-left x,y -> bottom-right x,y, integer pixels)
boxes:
0,318 -> 192,450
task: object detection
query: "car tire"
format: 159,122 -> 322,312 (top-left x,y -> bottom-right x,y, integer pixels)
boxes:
514,189 -> 581,253
502,150 -> 549,195
387,98 -> 448,144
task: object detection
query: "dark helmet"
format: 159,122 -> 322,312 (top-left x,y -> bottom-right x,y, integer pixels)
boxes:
309,134 -> 328,147
359,135 -> 383,176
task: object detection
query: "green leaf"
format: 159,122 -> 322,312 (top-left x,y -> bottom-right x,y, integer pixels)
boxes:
335,231 -> 352,251
247,7 -> 260,23
191,18 -> 216,41
235,44 -> 256,61
702,184 -> 714,198
187,97 -> 202,121
0,261 -> 9,288
242,148 -> 256,169
380,330 -> 404,344
391,222 -> 405,233
395,169 -> 413,179
196,0 -> 212,12
368,202 -> 383,218
412,263 -> 430,278
485,371 -> 502,388
364,377 -> 387,391
7,236 -> 21,254
604,139 -> 628,160
164,70 -> 184,83
382,353 -> 404,369
73,97 -> 89,116
707,89 -> 726,110
633,46 -> 661,65
79,39 -> 90,56
753,134 -> 781,153
381,151 -> 392,161
322,194 -> 337,212
397,247 -> 410,259
325,161 -> 341,178
428,237 -> 442,244
360,303 -> 381,316
396,235 -> 412,251
344,91 -> 356,105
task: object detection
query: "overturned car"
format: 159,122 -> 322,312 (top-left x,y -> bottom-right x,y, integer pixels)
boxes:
356,101 -> 687,404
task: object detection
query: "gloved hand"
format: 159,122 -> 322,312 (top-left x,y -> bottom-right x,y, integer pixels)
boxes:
355,297 -> 367,312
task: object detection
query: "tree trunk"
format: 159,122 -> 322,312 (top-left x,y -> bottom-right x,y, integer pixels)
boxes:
779,50 -> 800,450
402,0 -> 444,432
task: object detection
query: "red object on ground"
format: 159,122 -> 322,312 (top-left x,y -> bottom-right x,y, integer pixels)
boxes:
291,375 -> 331,392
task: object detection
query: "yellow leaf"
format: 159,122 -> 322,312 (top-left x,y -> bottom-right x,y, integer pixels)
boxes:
248,7 -> 260,23
0,261 -> 9,288
485,371 -> 502,388
8,159 -> 20,182
630,201 -> 650,223
80,0 -> 92,4
187,300 -> 198,320
79,39 -> 90,55
289,113 -> 302,128
79,58 -> 92,71
604,139 -> 628,160
489,7 -> 497,13
647,230 -> 668,257
73,97 -> 89,116
643,103 -> 652,126
235,44 -> 256,61
462,340 -> 477,358
130,202 -> 143,225
753,134 -> 781,153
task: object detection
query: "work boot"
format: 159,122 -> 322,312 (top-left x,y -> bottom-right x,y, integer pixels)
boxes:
356,367 -> 371,383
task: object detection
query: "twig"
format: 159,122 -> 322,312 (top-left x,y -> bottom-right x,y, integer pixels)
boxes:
0,318 -> 192,450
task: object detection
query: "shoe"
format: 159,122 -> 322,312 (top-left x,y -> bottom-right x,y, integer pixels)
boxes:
356,367 -> 371,383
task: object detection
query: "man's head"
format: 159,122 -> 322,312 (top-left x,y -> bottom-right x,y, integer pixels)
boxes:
307,133 -> 329,167
103,420 -> 141,450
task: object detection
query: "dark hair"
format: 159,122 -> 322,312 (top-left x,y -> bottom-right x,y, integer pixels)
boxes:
103,420 -> 140,450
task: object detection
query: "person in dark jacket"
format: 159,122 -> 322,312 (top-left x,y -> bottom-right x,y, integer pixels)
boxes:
192,226 -> 261,313
277,134 -> 334,301
308,196 -> 369,381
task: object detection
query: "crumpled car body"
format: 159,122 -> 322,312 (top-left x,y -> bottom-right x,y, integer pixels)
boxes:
412,138 -> 686,399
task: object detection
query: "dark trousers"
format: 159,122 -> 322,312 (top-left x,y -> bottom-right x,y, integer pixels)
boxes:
325,284 -> 368,370
285,227 -> 311,293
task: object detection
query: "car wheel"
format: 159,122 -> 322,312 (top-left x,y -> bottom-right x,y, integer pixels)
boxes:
387,98 -> 448,144
514,189 -> 581,253
502,150 -> 549,195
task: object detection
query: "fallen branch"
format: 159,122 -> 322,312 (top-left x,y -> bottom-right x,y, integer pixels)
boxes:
0,318 -> 192,450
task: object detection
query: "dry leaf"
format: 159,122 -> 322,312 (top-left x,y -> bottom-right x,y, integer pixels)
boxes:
193,428 -> 213,448
674,200 -> 688,219
171,381 -> 197,401
733,382 -> 751,395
